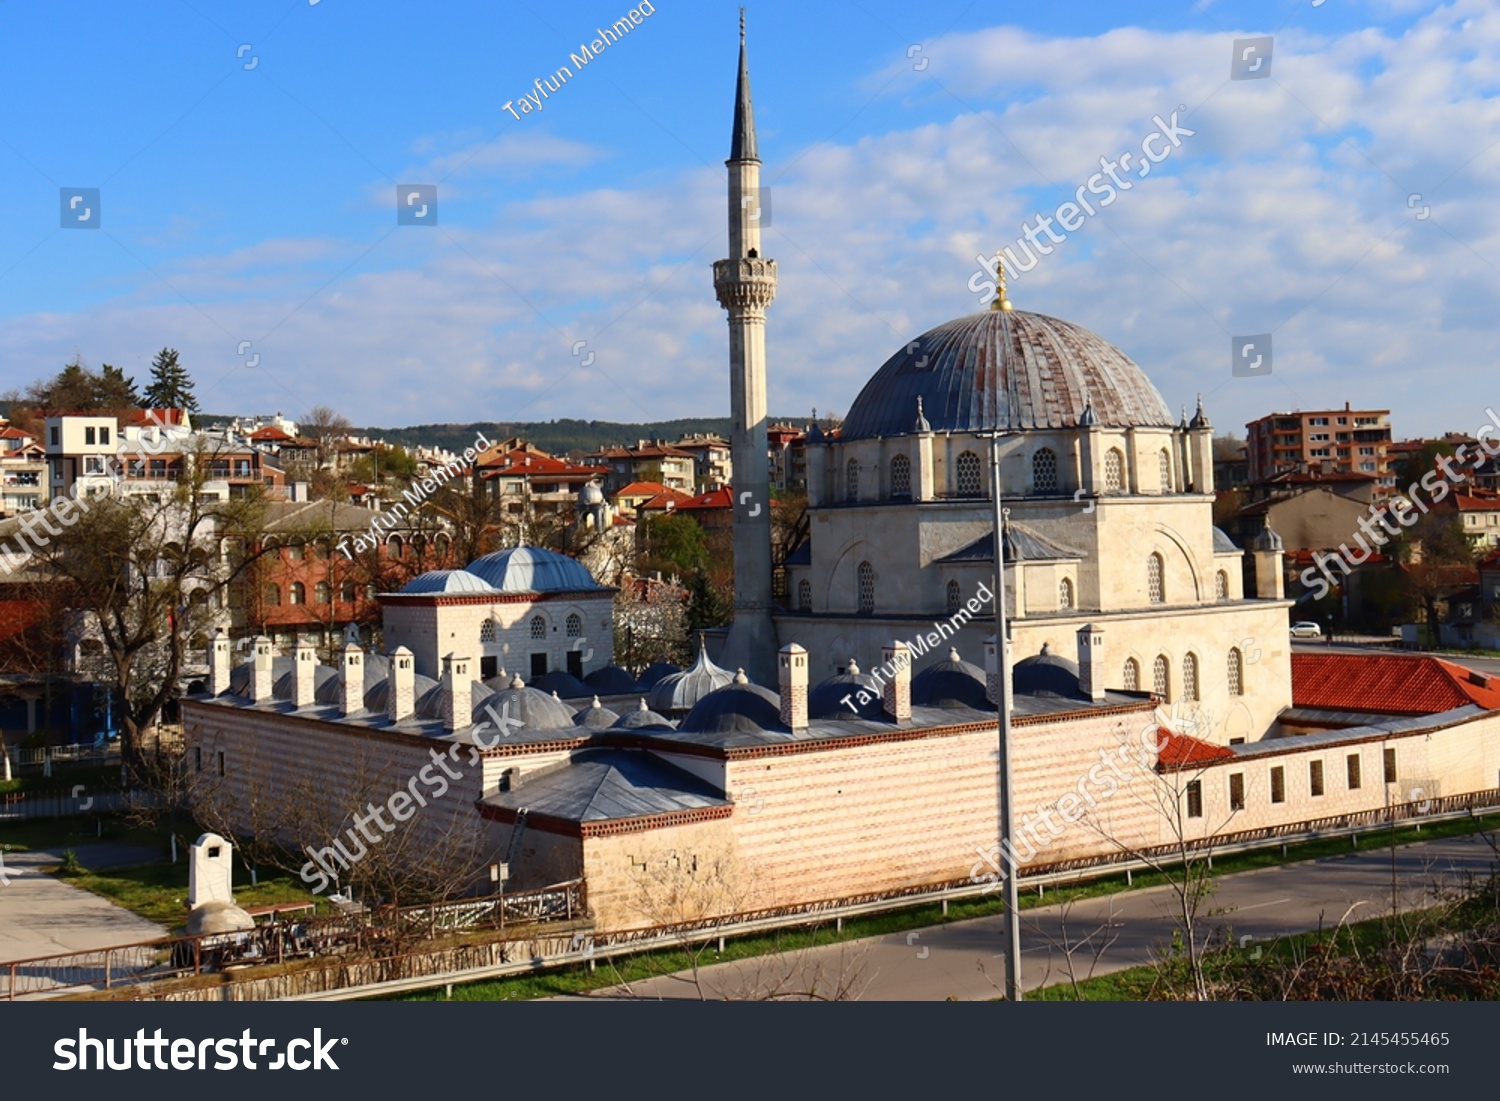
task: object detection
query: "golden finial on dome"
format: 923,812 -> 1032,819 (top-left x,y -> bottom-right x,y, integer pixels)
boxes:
991,253 -> 1014,312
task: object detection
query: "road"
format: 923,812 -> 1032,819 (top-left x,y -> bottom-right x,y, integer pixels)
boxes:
0,842 -> 168,965
585,832 -> 1500,1001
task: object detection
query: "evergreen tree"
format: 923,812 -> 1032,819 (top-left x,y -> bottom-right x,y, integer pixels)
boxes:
100,364 -> 140,406
143,347 -> 200,413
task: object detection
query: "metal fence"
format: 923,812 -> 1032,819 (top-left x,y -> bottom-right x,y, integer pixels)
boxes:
0,788 -> 152,821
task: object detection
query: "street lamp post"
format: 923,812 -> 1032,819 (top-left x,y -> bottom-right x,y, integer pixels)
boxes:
982,430 -> 1023,1001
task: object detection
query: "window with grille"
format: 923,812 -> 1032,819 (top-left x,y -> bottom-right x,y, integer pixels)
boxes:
858,561 -> 876,614
1159,449 -> 1172,492
1186,780 -> 1203,818
846,458 -> 859,500
1227,648 -> 1243,696
891,454 -> 911,498
1153,655 -> 1169,700
1148,553 -> 1165,604
1105,448 -> 1125,492
566,613 -> 583,638
1182,652 -> 1199,701
1032,448 -> 1058,493
1123,658 -> 1140,691
530,615 -> 546,640
956,450 -> 982,496
946,579 -> 961,614
480,620 -> 497,643
1058,577 -> 1074,609
798,578 -> 811,610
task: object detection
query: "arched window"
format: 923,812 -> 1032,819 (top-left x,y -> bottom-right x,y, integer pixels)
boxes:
314,581 -> 331,604
798,578 -> 811,610
956,450 -> 982,496
1148,553 -> 1165,604
340,581 -> 356,604
434,533 -> 450,556
1215,570 -> 1229,601
264,583 -> 281,607
529,615 -> 546,640
289,582 -> 305,605
1152,654 -> 1170,700
1182,652 -> 1200,702
479,620 -> 497,644
1159,449 -> 1172,493
566,613 -> 583,638
1228,647 -> 1244,696
387,534 -> 404,558
890,454 -> 911,498
1123,657 -> 1140,691
858,561 -> 876,614
1059,577 -> 1074,609
1105,448 -> 1125,492
946,579 -> 961,614
1033,448 -> 1058,494
846,458 -> 859,501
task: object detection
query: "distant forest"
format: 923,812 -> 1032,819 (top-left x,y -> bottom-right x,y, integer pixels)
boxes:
339,417 -> 810,456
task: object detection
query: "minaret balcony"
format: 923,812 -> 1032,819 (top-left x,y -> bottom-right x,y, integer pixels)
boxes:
713,257 -> 778,311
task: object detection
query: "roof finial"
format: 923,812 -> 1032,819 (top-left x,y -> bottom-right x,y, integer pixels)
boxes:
740,6 -> 746,44
991,253 -> 1014,312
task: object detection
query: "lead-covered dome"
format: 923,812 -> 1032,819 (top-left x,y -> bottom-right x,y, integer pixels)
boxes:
840,310 -> 1174,440
466,546 -> 605,593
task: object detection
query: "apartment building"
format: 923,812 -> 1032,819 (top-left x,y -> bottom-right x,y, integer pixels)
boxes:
1246,404 -> 1394,496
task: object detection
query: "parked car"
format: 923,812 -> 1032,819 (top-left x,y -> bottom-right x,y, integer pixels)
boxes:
1289,621 -> 1323,639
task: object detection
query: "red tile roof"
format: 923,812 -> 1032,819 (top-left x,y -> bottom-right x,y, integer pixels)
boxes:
1156,729 -> 1234,768
1291,653 -> 1500,715
249,426 -> 295,442
122,408 -> 187,427
677,486 -> 734,510
478,447 -> 605,478
615,481 -> 675,498
1452,493 -> 1500,511
637,489 -> 695,512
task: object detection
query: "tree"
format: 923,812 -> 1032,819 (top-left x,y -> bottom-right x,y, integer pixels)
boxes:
346,444 -> 419,488
142,348 -> 200,413
300,406 -> 353,469
21,358 -> 140,414
101,364 -> 140,407
1396,512 -> 1476,636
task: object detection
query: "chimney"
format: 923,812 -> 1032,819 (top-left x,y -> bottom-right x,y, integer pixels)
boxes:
388,646 -> 415,723
1076,624 -> 1105,703
881,640 -> 911,723
293,639 -> 318,709
209,628 -> 231,696
442,652 -> 472,733
984,634 -> 1001,706
250,635 -> 274,703
341,641 -> 364,717
778,642 -> 808,730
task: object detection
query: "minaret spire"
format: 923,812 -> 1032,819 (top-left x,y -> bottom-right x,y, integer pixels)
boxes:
730,8 -> 759,164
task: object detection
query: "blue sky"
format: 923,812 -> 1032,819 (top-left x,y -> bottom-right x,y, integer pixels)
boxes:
0,0 -> 1490,438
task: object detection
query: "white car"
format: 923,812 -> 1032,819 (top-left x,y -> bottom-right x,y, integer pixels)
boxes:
1289,621 -> 1323,639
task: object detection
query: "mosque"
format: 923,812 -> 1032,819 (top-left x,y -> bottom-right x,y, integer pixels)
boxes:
181,24 -> 1500,934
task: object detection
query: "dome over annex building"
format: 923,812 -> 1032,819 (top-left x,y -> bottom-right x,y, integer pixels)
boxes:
466,545 -> 607,593
399,569 -> 500,596
839,309 -> 1175,441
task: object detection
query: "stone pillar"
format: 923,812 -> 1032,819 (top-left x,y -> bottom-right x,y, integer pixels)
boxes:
778,642 -> 808,730
293,639 -> 318,709
881,640 -> 911,723
250,635 -> 274,703
388,646 -> 415,723
442,652 -> 472,733
188,832 -> 234,907
209,628 -> 232,696
341,642 -> 365,717
1076,623 -> 1106,702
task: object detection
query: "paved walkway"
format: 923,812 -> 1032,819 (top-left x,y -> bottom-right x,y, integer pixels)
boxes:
583,833 -> 1500,1001
0,843 -> 170,964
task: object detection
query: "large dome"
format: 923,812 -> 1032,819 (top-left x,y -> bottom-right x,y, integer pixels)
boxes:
840,310 -> 1174,440
466,546 -> 605,593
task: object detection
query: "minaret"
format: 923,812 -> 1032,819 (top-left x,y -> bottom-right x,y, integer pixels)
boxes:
713,10 -> 778,686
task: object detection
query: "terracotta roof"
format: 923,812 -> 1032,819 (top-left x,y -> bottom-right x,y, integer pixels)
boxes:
1264,469 -> 1376,486
637,489 -> 695,512
1156,729 -> 1234,768
0,427 -> 33,441
1291,653 -> 1500,715
677,486 -> 734,510
591,444 -> 695,460
479,448 -> 605,478
249,426 -> 295,442
615,481 -> 675,499
121,408 -> 186,427
1452,493 -> 1500,511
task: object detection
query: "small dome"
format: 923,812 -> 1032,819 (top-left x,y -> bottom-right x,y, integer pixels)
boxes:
314,652 -> 392,707
229,654 -> 290,698
363,673 -> 441,715
414,679 -> 495,721
466,546 -> 605,593
584,665 -> 637,694
532,670 -> 590,700
184,900 -> 255,936
911,648 -> 993,710
648,642 -> 735,712
678,680 -> 787,735
810,659 -> 885,720
578,481 -> 606,506
612,698 -> 675,731
482,679 -> 578,731
400,569 -> 499,595
635,661 -> 681,690
574,696 -> 620,730
273,663 -> 340,703
1013,645 -> 1083,699
1252,527 -> 1284,553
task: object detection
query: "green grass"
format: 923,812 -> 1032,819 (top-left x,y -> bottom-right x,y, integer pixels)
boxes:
396,814 -> 1500,1002
0,815 -> 165,854
0,764 -> 124,797
57,860 -> 320,930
